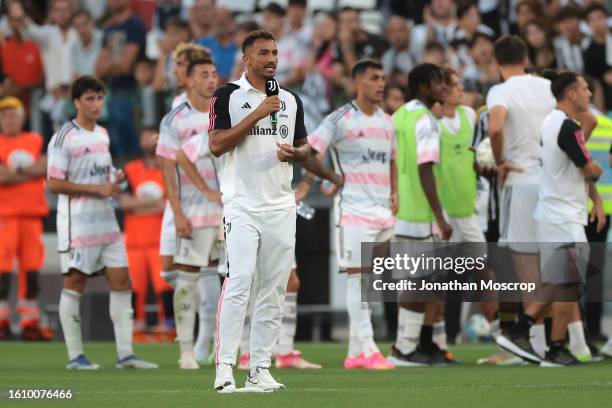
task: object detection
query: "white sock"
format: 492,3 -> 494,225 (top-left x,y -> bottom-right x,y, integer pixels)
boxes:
346,274 -> 378,357
109,290 -> 134,360
395,307 -> 424,355
433,321 -> 447,351
276,292 -> 297,355
59,289 -> 83,360
174,271 -> 199,354
194,273 -> 221,361
568,320 -> 590,356
347,323 -> 362,358
529,323 -> 547,357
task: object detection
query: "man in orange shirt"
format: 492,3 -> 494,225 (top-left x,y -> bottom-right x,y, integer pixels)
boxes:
121,128 -> 174,338
0,97 -> 49,340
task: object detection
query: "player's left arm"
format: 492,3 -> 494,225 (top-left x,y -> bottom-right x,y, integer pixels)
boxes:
119,193 -> 165,214
588,181 -> 606,232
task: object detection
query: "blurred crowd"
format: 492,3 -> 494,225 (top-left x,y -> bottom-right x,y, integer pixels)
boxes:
0,0 -> 609,162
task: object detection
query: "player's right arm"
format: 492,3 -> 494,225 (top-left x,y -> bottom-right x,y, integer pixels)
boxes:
156,114 -> 192,238
208,85 -> 280,157
176,134 -> 222,205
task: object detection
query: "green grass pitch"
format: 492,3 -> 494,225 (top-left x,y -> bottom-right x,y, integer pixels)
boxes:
2,342 -> 612,407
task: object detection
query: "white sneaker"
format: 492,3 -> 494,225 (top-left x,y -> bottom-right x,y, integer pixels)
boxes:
245,367 -> 285,391
179,352 -> 200,369
214,363 -> 236,393
600,339 -> 612,358
66,355 -> 101,370
116,355 -> 159,369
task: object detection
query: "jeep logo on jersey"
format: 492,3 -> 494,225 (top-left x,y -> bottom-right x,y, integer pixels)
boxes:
89,164 -> 111,177
279,125 -> 289,138
248,126 -> 277,136
362,148 -> 387,164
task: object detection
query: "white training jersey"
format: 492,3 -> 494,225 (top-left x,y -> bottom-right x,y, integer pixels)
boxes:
486,74 -> 556,185
208,73 -> 308,212
156,100 -> 221,228
534,109 -> 591,226
309,102 -> 396,229
47,121 -> 121,250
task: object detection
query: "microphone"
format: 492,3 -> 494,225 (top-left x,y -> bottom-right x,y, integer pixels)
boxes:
265,78 -> 279,133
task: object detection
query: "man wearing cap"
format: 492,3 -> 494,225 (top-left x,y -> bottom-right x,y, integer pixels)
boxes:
0,96 -> 50,340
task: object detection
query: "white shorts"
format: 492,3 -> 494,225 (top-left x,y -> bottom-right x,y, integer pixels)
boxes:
175,226 -> 218,267
536,220 -> 589,284
449,215 -> 486,243
60,240 -> 128,275
336,225 -> 394,270
499,184 -> 539,253
391,235 -> 437,279
159,203 -> 176,257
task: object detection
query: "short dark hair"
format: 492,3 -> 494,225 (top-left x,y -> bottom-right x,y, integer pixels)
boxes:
584,4 -> 609,20
242,30 -> 276,53
542,69 -> 583,100
236,20 -> 260,33
164,16 -> 190,32
383,83 -> 406,99
470,32 -> 494,47
71,8 -> 92,23
424,41 -> 445,54
187,57 -> 215,76
457,1 -> 477,20
71,76 -> 105,101
339,6 -> 359,15
263,2 -> 286,17
494,35 -> 527,66
288,0 -> 307,8
351,59 -> 383,79
555,5 -> 583,23
408,63 -> 444,98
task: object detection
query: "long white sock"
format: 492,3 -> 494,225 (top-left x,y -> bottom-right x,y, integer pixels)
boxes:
568,320 -> 590,356
174,271 -> 199,354
529,323 -> 547,358
194,272 -> 221,361
59,289 -> 83,360
276,292 -> 297,355
395,307 -> 424,355
348,323 -> 362,358
109,290 -> 134,360
346,274 -> 378,357
433,321 -> 447,351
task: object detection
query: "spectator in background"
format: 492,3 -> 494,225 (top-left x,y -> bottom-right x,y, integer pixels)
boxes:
229,20 -> 260,81
524,19 -> 556,72
261,3 -> 308,89
0,2 -> 44,117
452,1 -> 496,68
286,0 -> 312,46
188,0 -> 215,40
333,7 -> 389,77
422,41 -> 446,66
96,0 -> 147,160
134,58 -> 157,129
9,0 -> 78,132
152,17 -> 191,97
411,0 -> 457,61
583,4 -> 612,112
382,15 -> 415,88
71,9 -> 103,78
553,5 -> 588,72
462,33 -> 499,105
515,0 -> 545,35
197,6 -> 237,83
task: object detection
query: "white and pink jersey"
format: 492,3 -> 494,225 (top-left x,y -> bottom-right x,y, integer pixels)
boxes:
47,121 -> 122,250
172,92 -> 187,109
156,100 -> 221,228
309,102 -> 396,229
